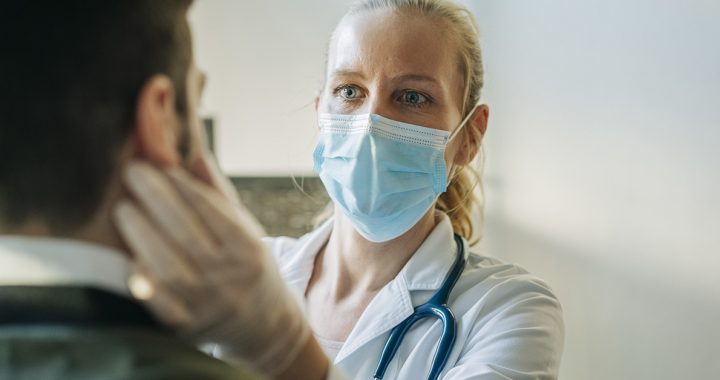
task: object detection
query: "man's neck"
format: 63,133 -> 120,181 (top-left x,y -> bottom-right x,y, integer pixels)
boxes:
0,179 -> 131,257
0,219 -> 128,256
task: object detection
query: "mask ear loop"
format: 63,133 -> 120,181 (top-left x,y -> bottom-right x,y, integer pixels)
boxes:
448,103 -> 481,142
446,102 -> 482,182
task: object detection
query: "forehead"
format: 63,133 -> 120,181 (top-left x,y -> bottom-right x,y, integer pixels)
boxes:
329,9 -> 461,83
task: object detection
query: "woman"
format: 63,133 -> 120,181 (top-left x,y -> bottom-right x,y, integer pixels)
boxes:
267,0 -> 564,378
116,0 -> 564,379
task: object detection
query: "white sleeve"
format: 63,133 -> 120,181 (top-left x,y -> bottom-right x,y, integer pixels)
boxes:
443,278 -> 565,380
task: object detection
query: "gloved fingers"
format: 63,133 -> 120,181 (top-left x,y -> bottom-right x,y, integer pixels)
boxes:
117,199 -> 256,337
128,263 -> 194,329
189,151 -> 243,206
115,161 -> 312,375
181,114 -> 254,227
179,295 -> 240,343
191,153 -> 267,240
186,152 -> 267,241
113,199 -> 201,289
166,167 -> 266,255
122,161 -> 223,263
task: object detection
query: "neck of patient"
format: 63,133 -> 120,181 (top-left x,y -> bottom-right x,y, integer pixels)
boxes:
0,182 -> 130,257
324,208 -> 438,298
2,217 -> 126,254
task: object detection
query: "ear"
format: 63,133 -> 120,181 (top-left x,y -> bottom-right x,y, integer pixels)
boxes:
314,94 -> 320,111
133,75 -> 182,168
453,104 -> 489,166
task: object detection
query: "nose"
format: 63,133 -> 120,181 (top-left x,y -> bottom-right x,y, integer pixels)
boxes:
365,87 -> 402,121
365,91 -> 390,117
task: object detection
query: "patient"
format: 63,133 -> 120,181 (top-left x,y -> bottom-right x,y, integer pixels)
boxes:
0,1 -> 261,378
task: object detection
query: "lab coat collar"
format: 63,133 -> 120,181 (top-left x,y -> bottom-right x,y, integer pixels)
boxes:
283,212 -> 464,364
400,212 -> 461,291
335,212 -> 464,363
279,218 -> 335,295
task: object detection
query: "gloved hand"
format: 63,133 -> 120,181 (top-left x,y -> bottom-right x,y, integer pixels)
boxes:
112,159 -> 311,376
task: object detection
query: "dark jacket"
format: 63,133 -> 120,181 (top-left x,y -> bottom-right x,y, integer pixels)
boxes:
0,286 -> 262,380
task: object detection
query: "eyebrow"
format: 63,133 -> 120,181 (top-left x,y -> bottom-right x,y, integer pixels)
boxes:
330,69 -> 366,79
330,70 -> 441,87
393,73 -> 441,86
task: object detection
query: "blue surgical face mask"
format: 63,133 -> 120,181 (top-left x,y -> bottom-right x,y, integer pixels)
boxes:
313,109 -> 477,242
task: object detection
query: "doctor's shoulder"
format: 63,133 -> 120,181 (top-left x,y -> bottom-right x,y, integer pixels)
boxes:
454,251 -> 563,313
450,251 -> 565,372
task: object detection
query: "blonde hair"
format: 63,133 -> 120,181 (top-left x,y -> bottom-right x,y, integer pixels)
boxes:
320,0 -> 486,244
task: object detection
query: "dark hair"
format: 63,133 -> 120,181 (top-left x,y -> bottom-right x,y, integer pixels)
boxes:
0,0 -> 193,232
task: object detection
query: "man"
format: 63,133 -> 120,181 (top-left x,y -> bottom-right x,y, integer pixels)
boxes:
0,1 -> 331,379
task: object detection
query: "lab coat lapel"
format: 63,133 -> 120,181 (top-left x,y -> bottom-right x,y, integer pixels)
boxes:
334,213 -> 460,365
333,270 -> 414,364
277,219 -> 334,295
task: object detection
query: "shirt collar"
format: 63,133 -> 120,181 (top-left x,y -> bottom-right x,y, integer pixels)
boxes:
289,212 -> 462,292
400,211 -> 463,291
297,212 -> 465,363
0,236 -> 131,297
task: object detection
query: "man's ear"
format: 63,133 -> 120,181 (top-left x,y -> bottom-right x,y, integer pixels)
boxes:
134,75 -> 182,168
453,104 -> 489,166
314,95 -> 320,111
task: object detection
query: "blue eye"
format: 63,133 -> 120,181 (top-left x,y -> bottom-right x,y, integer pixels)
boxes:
401,91 -> 429,107
339,86 -> 361,99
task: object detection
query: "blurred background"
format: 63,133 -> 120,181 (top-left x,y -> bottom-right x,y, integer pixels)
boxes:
190,0 -> 720,379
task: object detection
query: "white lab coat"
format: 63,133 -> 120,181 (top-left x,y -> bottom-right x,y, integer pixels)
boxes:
265,213 -> 564,380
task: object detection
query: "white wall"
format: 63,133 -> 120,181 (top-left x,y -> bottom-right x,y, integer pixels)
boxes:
468,1 -> 720,378
190,1 -> 720,378
189,0 -> 355,176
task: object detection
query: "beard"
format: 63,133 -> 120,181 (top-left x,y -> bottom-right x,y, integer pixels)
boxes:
177,120 -> 191,162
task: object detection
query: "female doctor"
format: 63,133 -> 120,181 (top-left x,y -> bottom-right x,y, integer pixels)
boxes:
270,0 -> 564,378
114,0 -> 564,379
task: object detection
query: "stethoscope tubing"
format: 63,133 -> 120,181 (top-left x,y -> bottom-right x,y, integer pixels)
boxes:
373,234 -> 466,380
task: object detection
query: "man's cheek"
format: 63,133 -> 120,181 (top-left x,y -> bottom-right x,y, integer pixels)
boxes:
177,117 -> 202,168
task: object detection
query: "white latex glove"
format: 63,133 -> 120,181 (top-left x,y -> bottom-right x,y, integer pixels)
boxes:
112,160 -> 310,376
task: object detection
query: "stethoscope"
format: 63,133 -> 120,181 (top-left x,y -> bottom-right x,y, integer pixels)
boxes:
373,234 -> 466,380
